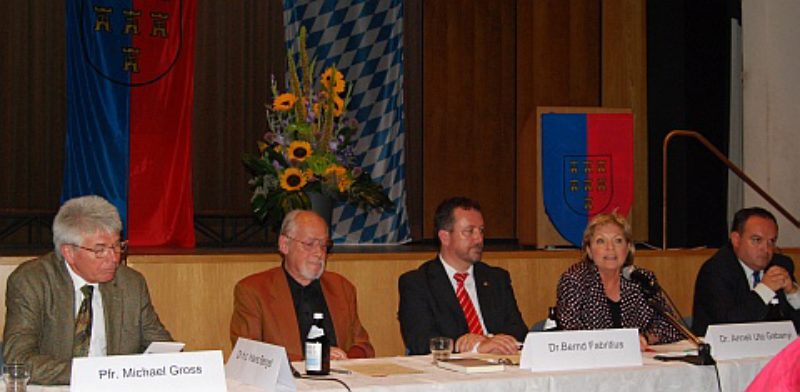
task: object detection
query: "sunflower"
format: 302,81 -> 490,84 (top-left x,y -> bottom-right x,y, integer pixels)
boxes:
288,141 -> 312,162
324,164 -> 351,192
332,95 -> 345,117
272,93 -> 298,111
320,67 -> 346,94
279,167 -> 307,191
324,164 -> 347,178
336,176 -> 353,192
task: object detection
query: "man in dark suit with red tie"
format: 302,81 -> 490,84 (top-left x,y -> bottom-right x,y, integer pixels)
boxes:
692,207 -> 800,336
398,197 -> 528,355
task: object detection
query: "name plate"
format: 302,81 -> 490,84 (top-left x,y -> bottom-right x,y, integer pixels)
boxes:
519,329 -> 642,372
705,321 -> 796,360
71,350 -> 226,392
226,338 -> 296,391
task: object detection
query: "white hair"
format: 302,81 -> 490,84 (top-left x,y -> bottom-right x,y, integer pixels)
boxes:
53,195 -> 121,258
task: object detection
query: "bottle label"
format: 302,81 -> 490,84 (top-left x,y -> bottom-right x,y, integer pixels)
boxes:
307,325 -> 325,339
305,342 -> 322,371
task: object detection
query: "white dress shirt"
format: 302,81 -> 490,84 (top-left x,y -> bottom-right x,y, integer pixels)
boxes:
439,256 -> 489,334
738,259 -> 800,309
65,262 -> 108,356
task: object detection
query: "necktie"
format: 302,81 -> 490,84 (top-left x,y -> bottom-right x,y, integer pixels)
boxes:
753,270 -> 761,288
73,285 -> 94,357
454,272 -> 485,335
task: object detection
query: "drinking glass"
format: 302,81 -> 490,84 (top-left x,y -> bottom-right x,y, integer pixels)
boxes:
429,337 -> 453,363
3,363 -> 30,392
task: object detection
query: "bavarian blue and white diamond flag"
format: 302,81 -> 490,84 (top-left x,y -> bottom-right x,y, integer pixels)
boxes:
284,0 -> 410,244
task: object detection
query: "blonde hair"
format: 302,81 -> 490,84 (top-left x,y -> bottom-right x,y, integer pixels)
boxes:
580,211 -> 635,266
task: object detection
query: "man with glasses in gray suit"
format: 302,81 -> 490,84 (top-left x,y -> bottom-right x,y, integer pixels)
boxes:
3,195 -> 172,385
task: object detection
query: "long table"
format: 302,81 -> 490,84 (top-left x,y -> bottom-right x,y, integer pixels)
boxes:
230,350 -> 768,392
7,349 -> 772,391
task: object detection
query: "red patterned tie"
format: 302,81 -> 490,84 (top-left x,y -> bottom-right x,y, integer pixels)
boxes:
454,272 -> 484,335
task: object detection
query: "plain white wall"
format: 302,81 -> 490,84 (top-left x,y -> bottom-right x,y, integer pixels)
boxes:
742,0 -> 800,246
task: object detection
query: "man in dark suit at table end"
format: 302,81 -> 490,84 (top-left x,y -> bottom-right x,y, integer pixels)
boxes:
692,207 -> 800,336
398,197 -> 528,355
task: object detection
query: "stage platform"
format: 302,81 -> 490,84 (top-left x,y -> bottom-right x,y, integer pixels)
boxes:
1,248 -> 798,357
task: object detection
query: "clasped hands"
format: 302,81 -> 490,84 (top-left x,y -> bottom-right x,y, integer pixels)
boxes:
455,333 -> 519,354
761,266 -> 798,294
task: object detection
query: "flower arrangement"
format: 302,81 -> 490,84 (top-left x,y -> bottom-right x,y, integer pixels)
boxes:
243,27 -> 392,229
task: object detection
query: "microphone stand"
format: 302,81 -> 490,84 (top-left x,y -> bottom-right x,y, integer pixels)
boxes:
646,293 -> 716,366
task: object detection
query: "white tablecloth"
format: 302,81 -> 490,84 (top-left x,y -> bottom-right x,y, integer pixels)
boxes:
277,354 -> 768,392
11,353 -> 770,392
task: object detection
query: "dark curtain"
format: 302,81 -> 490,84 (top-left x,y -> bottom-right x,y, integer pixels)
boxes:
647,0 -> 738,248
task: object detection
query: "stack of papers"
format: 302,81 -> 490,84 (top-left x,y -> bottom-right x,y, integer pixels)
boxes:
437,358 -> 505,374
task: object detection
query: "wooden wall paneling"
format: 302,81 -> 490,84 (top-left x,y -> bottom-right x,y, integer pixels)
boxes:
403,0 -> 424,240
601,0 -> 649,241
128,254 -> 284,353
0,1 -> 65,210
192,2 -> 283,214
516,0 -> 601,245
422,0 -> 516,239
515,0 -> 537,245
2,249 -> 799,358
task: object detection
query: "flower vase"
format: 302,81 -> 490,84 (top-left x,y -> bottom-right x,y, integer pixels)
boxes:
307,191 -> 333,227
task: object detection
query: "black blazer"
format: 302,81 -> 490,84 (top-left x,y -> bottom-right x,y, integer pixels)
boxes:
397,258 -> 528,355
692,242 -> 800,336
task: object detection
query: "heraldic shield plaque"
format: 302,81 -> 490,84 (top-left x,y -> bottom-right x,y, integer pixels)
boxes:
541,113 -> 634,246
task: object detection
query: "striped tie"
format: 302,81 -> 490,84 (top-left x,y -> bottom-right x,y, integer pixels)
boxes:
454,272 -> 485,335
73,285 -> 94,357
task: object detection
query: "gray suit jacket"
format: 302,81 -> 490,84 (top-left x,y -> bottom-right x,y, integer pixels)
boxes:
2,252 -> 172,385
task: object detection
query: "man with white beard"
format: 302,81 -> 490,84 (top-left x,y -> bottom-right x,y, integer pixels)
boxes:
230,210 -> 374,360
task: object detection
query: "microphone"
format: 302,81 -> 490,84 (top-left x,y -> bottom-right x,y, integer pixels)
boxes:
622,266 -> 660,296
621,265 -> 715,365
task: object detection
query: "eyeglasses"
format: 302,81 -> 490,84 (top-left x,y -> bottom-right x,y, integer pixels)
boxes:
70,241 -> 128,259
284,235 -> 333,253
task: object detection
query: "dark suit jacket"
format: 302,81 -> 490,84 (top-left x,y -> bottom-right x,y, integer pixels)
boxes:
230,267 -> 374,361
692,242 -> 800,336
398,258 -> 528,355
2,252 -> 173,385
